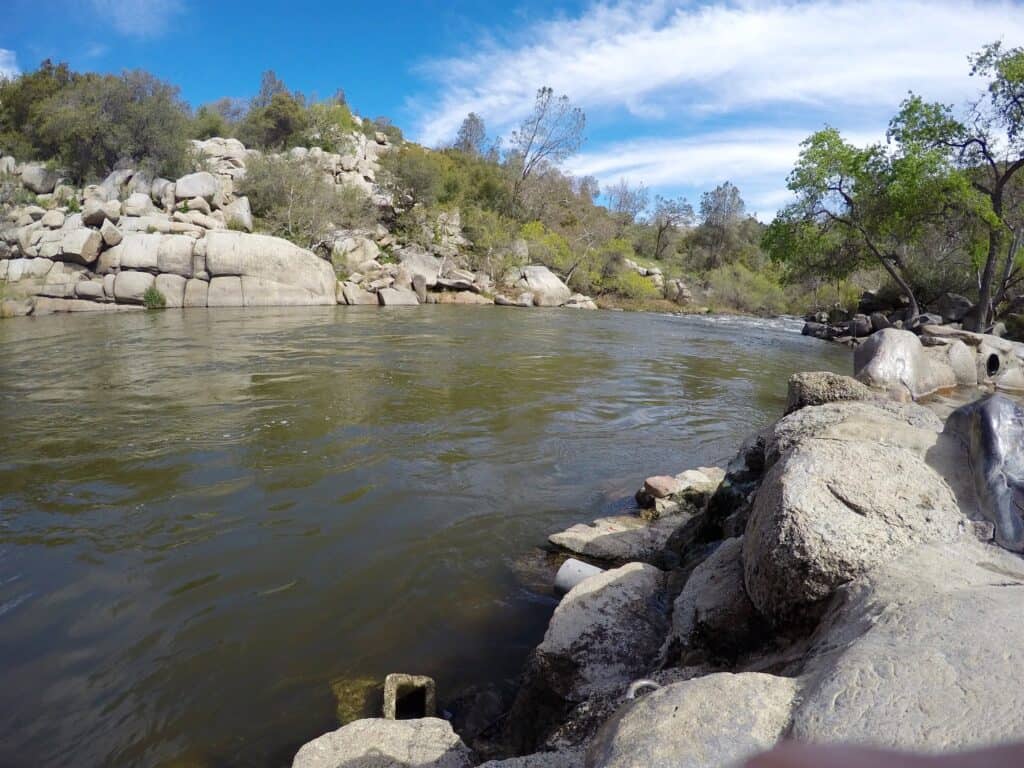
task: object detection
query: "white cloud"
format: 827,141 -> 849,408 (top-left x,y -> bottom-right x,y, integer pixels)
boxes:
89,0 -> 184,38
566,128 -> 881,215
0,49 -> 19,79
411,0 -> 1024,211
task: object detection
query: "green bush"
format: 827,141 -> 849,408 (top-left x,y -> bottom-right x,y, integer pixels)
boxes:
606,270 -> 660,300
240,154 -> 378,248
236,91 -> 308,150
65,197 -> 80,213
305,102 -> 358,153
31,70 -> 190,182
704,263 -> 791,315
143,286 -> 166,309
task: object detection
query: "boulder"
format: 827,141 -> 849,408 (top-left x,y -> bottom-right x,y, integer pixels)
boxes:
869,311 -> 891,331
664,278 -> 692,305
564,294 -> 598,310
20,164 -> 59,194
514,266 -> 571,307
155,274 -> 186,308
174,171 -> 219,201
585,673 -> 798,768
508,563 -> 668,751
207,276 -> 244,307
743,437 -> 963,624
479,751 -> 583,768
292,717 -> 473,768
339,281 -> 378,305
669,537 -> 763,659
435,291 -> 492,305
183,279 -> 209,308
156,235 -> 195,277
935,292 -> 974,323
241,276 -> 336,306
81,198 -> 121,227
110,233 -> 161,272
59,228 -> 102,266
947,394 -> 1024,552
791,541 -> 1024,750
854,328 -> 957,399
398,247 -> 442,288
332,236 -> 380,273
122,192 -> 153,217
40,210 -> 65,229
74,280 -> 105,300
204,231 -> 336,302
378,287 -> 420,306
224,196 -> 253,232
100,219 -> 123,247
784,371 -> 873,414
99,168 -> 134,200
549,514 -> 681,564
113,271 -> 155,304
0,155 -> 15,175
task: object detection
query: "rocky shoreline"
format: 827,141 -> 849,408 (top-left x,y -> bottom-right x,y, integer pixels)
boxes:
291,325 -> 1024,767
0,135 -> 608,318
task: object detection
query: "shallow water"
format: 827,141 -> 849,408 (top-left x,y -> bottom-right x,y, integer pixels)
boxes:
0,306 -> 849,767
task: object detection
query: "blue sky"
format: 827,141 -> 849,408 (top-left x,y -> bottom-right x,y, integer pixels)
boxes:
3,0 -> 1024,215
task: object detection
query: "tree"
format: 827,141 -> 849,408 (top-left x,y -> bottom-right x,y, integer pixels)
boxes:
0,59 -> 76,159
764,126 -> 977,318
237,91 -> 308,150
695,181 -> 746,268
253,70 -> 288,109
605,178 -> 649,225
508,87 -> 585,204
32,69 -> 190,180
240,154 -> 378,250
890,43 -> 1024,330
454,112 -> 487,156
650,195 -> 694,260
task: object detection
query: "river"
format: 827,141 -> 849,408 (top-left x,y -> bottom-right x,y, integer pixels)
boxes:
0,306 -> 849,767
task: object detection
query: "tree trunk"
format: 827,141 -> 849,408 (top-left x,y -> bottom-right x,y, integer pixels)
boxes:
879,257 -> 920,319
968,226 -> 1002,332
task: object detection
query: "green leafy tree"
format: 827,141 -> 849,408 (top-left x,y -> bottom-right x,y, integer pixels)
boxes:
454,112 -> 487,156
0,59 -> 76,159
650,195 -> 694,260
765,126 -> 979,318
237,91 -> 308,150
696,181 -> 745,268
32,69 -> 190,180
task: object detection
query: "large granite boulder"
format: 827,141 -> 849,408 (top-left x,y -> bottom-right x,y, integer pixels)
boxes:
378,287 -> 420,306
792,540 -> 1024,750
512,266 -> 571,307
113,271 -> 155,304
20,164 -> 59,194
669,537 -> 763,660
585,673 -> 798,768
398,247 -> 442,288
947,394 -> 1024,552
207,275 -> 244,307
204,231 -> 336,303
743,437 -> 963,624
508,563 -> 669,751
224,196 -> 253,232
854,328 -> 956,399
292,717 -> 473,768
784,371 -> 872,414
548,514 -> 681,564
59,228 -> 102,266
174,171 -> 219,201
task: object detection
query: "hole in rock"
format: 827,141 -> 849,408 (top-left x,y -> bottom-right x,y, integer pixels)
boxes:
987,354 -> 1000,377
395,686 -> 428,719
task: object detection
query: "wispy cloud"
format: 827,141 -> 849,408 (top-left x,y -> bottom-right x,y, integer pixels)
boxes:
89,0 -> 185,39
412,0 -> 1024,209
0,49 -> 19,79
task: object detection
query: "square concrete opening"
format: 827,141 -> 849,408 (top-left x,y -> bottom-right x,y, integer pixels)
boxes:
383,673 -> 436,720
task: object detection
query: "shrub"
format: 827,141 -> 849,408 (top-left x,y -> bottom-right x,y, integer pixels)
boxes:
65,197 -> 80,213
704,262 -> 790,315
606,269 -> 660,300
143,286 -> 166,309
305,102 -> 358,153
32,70 -> 190,182
236,91 -> 308,150
240,154 -> 378,248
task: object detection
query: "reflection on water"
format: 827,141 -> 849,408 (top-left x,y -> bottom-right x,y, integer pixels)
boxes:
0,307 -> 849,767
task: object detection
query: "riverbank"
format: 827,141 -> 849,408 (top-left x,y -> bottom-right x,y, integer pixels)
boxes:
291,326 -> 1024,767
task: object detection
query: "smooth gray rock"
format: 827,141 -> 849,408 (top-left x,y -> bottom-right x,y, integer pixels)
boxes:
586,673 -> 798,768
156,235 -> 195,277
81,198 -> 121,227
514,266 -> 571,307
20,164 -> 59,194
947,394 -> 1024,552
40,209 -> 65,229
122,192 -> 153,217
174,171 -> 219,201
183,279 -> 209,308
100,218 -> 123,247
669,537 -> 762,659
224,196 -> 253,232
479,750 -> 583,768
207,275 -> 244,307
205,231 -> 336,301
936,292 -> 974,323
398,247 -> 442,288
855,328 -> 956,399
292,717 -> 473,768
792,540 -> 1024,750
155,274 -> 186,308
339,281 -> 378,305
743,436 -> 963,623
378,287 -> 420,306
784,371 -> 873,414
549,514 -> 681,564
113,271 -> 155,304
59,228 -> 102,265
111,233 -> 161,272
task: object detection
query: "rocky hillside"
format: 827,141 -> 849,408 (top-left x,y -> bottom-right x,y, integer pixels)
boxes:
289,330 -> 1024,767
0,133 -> 600,318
